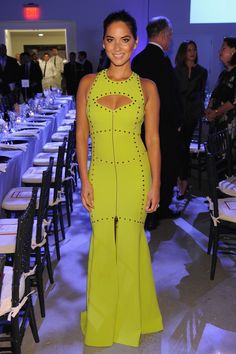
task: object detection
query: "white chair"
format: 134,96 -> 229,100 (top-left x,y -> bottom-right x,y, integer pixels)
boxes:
51,131 -> 68,142
1,161 -> 55,317
43,141 -> 65,153
0,188 -> 39,353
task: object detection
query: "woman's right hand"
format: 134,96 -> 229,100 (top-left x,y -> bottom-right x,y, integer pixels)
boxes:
81,180 -> 94,212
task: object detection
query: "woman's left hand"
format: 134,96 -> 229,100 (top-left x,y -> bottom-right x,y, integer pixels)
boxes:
145,186 -> 160,213
206,109 -> 217,121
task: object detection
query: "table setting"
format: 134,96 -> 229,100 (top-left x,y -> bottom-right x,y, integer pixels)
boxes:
0,92 -> 74,209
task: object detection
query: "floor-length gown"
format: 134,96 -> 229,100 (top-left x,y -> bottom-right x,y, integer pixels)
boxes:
81,69 -> 163,347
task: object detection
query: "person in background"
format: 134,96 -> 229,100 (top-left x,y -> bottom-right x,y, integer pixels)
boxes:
206,37 -> 236,137
64,52 -> 81,96
132,16 -> 183,228
175,40 -> 208,199
49,47 -> 64,88
78,51 -> 93,79
39,52 -> 56,90
19,52 -> 42,101
31,52 -> 40,64
15,53 -> 21,65
97,48 -> 110,72
0,44 -> 20,107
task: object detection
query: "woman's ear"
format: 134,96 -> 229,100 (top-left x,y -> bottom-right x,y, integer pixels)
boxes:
134,37 -> 138,49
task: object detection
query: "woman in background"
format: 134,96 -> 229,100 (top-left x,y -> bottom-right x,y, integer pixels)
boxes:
175,40 -> 207,198
206,37 -> 236,137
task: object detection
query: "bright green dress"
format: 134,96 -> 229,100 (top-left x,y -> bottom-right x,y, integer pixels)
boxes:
81,69 -> 163,347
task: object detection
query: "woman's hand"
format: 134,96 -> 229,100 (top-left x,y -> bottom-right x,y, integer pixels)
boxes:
205,108 -> 217,121
81,180 -> 94,212
145,185 -> 160,213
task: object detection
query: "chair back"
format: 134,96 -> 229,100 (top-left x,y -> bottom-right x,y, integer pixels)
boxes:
36,157 -> 54,244
205,129 -> 233,218
12,187 -> 38,307
65,130 -> 74,177
53,141 -> 66,202
192,116 -> 204,150
207,128 -> 233,177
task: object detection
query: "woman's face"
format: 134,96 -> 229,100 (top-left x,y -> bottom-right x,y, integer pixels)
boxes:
103,21 -> 137,67
219,41 -> 236,66
186,43 -> 197,63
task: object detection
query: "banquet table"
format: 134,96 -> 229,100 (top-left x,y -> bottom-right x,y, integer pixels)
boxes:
0,96 -> 74,210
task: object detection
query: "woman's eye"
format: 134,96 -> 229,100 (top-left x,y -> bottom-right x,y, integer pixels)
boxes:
106,38 -> 113,43
123,38 -> 130,43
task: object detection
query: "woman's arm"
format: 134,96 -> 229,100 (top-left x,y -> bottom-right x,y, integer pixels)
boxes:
76,74 -> 96,211
205,70 -> 236,121
206,101 -> 235,121
142,79 -> 161,213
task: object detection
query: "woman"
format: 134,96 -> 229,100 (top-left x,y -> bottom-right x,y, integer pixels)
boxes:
206,37 -> 236,136
175,40 -> 207,198
76,10 -> 163,347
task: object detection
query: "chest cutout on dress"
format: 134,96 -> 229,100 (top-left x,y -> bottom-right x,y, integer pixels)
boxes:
97,95 -> 132,111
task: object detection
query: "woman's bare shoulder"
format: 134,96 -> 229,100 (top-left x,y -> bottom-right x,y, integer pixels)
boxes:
78,73 -> 97,98
139,77 -> 158,103
140,77 -> 157,91
80,73 -> 97,87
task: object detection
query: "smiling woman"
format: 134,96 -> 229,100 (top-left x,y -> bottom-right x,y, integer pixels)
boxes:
76,10 -> 163,347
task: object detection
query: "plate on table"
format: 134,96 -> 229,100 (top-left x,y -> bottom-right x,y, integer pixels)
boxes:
1,139 -> 28,145
28,119 -> 47,123
48,105 -> 60,110
0,156 -> 11,163
17,127 -> 39,131
43,112 -> 55,116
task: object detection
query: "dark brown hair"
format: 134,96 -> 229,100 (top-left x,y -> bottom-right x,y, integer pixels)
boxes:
223,37 -> 236,65
103,10 -> 137,40
175,40 -> 198,67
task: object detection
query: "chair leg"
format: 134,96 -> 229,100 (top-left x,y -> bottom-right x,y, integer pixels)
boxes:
58,203 -> 65,240
69,180 -> 73,212
207,221 -> 214,255
35,252 -> 45,318
64,183 -> 71,227
28,297 -> 40,343
73,162 -> 78,188
53,207 -> 61,260
11,317 -> 21,354
198,156 -> 201,190
45,241 -> 54,284
210,228 -> 219,280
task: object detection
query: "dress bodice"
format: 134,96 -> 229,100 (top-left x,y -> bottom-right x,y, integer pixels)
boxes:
87,69 -> 146,165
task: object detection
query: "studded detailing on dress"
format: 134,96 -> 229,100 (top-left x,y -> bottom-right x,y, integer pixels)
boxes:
81,69 -> 163,347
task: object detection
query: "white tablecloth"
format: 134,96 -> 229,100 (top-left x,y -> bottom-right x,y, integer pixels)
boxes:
0,98 -> 72,211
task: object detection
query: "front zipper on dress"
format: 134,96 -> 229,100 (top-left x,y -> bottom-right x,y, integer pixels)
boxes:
112,110 -> 118,244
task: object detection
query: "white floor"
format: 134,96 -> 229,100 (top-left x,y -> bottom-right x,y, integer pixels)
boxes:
22,183 -> 236,354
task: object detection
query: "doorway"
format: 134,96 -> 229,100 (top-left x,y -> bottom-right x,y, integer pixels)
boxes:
0,20 -> 77,61
8,29 -> 67,61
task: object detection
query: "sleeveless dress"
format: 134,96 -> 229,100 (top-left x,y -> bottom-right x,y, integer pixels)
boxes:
81,69 -> 163,347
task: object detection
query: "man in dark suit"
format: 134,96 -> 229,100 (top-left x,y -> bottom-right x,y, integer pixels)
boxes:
132,17 -> 182,227
78,51 -> 93,79
0,43 -> 20,103
19,52 -> 42,101
64,52 -> 82,96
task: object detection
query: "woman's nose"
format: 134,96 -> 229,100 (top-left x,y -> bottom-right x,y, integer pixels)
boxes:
114,41 -> 121,50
